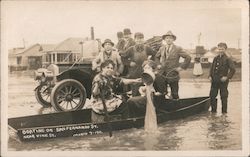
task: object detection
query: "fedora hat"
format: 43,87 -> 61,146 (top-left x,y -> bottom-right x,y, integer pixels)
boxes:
123,28 -> 132,35
102,39 -> 114,47
134,32 -> 144,39
162,31 -> 176,40
117,31 -> 123,38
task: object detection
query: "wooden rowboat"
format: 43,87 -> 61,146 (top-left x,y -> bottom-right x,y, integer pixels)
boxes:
8,96 -> 210,142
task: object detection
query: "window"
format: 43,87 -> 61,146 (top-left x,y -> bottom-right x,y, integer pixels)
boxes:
17,56 -> 22,65
45,54 -> 51,62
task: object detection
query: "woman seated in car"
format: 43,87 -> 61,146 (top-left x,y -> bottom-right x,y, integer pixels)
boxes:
91,59 -> 141,122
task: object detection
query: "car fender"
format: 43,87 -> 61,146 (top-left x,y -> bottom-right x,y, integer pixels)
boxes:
56,69 -> 94,98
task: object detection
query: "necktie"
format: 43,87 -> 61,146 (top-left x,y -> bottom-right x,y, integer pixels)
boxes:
165,46 -> 170,59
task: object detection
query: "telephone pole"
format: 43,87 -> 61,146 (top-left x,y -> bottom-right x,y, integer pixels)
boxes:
91,27 -> 95,40
238,38 -> 241,49
23,38 -> 26,48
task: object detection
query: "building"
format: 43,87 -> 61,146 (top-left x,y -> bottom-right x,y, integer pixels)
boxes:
42,38 -> 101,66
8,47 -> 25,68
8,44 -> 55,71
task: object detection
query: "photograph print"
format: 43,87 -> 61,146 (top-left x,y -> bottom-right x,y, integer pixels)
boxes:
1,0 -> 249,157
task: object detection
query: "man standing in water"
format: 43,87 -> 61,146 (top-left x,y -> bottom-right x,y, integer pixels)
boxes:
155,31 -> 191,100
209,42 -> 235,114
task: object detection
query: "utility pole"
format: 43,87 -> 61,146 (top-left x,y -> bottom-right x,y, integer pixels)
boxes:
238,38 -> 241,49
91,27 -> 95,40
23,38 -> 26,48
197,32 -> 202,46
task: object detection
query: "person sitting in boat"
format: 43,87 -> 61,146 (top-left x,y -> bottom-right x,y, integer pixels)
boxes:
91,59 -> 141,122
92,39 -> 124,76
127,60 -> 166,117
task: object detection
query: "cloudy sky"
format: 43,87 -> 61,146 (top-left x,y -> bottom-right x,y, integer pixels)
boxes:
1,0 -> 247,52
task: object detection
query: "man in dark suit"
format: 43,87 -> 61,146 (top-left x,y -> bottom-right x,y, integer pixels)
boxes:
120,32 -> 156,96
155,31 -> 191,100
116,31 -> 125,53
120,28 -> 136,77
209,42 -> 235,114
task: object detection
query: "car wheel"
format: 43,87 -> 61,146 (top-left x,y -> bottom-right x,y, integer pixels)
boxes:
35,84 -> 52,107
51,79 -> 87,111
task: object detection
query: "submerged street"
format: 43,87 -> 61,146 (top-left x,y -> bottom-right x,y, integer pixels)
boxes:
8,73 -> 241,151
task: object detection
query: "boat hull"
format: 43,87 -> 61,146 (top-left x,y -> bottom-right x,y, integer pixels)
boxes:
8,96 -> 210,141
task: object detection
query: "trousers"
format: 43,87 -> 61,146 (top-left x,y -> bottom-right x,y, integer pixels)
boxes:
166,80 -> 179,99
209,81 -> 229,113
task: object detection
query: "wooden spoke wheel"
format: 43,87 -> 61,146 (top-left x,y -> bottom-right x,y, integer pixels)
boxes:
51,79 -> 86,111
35,84 -> 52,107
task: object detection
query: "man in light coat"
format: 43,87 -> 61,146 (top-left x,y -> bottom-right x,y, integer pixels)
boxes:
92,39 -> 124,76
155,31 -> 191,99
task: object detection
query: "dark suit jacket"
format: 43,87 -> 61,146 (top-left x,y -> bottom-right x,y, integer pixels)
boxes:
209,53 -> 235,82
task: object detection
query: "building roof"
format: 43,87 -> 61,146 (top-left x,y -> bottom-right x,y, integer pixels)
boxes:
8,47 -> 25,57
54,38 -> 85,52
40,44 -> 56,52
12,43 -> 56,57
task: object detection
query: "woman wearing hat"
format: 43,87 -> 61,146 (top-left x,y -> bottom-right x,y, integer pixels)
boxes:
92,39 -> 124,76
155,31 -> 191,100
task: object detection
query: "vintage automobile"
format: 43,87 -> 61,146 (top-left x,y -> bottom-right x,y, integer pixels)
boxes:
34,40 -> 100,111
34,37 -> 163,112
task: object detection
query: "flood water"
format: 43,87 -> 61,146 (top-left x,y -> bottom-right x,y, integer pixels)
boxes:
8,73 -> 242,151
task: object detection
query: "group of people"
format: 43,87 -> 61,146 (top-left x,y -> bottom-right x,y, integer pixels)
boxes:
90,28 -> 236,122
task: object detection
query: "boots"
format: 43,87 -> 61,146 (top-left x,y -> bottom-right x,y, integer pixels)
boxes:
210,99 -> 217,113
221,98 -> 228,113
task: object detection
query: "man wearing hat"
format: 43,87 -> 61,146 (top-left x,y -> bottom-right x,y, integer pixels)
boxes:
92,39 -> 124,76
123,28 -> 136,51
120,32 -> 156,96
116,31 -> 126,52
155,31 -> 191,100
120,28 -> 136,76
209,42 -> 235,114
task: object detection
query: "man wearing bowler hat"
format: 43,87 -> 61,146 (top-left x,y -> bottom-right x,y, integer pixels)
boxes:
116,31 -> 126,52
155,31 -> 191,100
120,32 -> 156,96
209,42 -> 235,114
123,28 -> 136,51
92,39 -> 124,76
120,28 -> 136,76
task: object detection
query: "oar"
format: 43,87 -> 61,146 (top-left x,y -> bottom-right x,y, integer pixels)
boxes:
99,88 -> 113,137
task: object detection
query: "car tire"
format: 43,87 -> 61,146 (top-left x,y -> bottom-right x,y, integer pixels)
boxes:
51,79 -> 87,111
35,84 -> 52,107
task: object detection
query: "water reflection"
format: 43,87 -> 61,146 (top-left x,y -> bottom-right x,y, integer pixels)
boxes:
206,113 -> 235,150
143,131 -> 160,150
157,123 -> 183,150
8,73 -> 241,151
